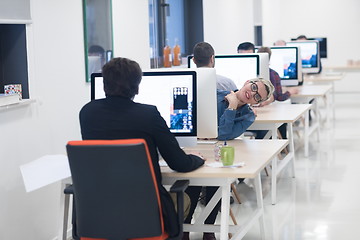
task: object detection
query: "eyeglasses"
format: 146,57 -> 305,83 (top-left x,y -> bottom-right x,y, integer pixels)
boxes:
250,81 -> 263,103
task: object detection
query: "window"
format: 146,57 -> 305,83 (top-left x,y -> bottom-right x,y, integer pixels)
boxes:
148,0 -> 204,68
83,0 -> 114,82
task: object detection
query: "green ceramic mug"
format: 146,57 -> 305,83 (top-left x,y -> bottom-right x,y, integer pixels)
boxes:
220,146 -> 235,166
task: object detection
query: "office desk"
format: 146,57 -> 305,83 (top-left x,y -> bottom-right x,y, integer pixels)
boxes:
304,74 -> 344,83
161,139 -> 288,240
247,103 -> 311,204
291,84 -> 332,129
304,74 -> 344,121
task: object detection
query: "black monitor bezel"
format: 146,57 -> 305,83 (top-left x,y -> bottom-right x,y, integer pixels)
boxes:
91,72 -> 103,100
291,37 -> 327,58
308,37 -> 327,58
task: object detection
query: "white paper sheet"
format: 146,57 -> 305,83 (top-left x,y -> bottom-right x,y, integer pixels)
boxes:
20,154 -> 70,192
206,162 -> 245,168
159,159 -> 168,167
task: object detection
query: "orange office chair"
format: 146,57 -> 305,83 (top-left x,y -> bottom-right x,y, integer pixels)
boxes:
65,139 -> 189,240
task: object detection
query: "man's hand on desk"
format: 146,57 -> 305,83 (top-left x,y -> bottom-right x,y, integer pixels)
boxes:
188,151 -> 206,160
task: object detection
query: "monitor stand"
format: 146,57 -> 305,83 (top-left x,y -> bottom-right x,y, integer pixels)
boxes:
176,136 -> 197,148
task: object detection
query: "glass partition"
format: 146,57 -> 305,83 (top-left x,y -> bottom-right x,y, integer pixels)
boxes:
83,0 -> 113,82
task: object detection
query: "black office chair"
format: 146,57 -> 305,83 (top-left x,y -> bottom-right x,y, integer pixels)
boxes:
64,139 -> 188,240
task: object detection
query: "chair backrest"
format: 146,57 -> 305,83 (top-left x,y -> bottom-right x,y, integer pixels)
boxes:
66,139 -> 167,240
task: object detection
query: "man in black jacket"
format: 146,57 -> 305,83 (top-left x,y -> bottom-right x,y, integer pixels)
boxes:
79,57 -> 205,238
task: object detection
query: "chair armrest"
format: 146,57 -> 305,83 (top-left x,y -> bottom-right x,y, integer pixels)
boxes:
169,180 -> 189,193
64,184 -> 74,195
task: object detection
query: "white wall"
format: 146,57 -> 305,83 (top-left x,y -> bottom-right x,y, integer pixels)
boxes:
203,0 -> 254,54
0,0 -> 151,239
0,0 -> 87,239
112,0 -> 150,69
262,0 -> 360,66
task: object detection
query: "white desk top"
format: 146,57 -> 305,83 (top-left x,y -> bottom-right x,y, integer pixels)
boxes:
252,103 -> 311,123
161,139 -> 288,179
291,84 -> 332,98
304,74 -> 344,82
323,65 -> 360,71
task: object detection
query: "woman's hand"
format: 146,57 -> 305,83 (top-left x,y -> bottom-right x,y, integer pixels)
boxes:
225,91 -> 240,109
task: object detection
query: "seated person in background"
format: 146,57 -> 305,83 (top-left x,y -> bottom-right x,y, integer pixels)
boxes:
79,57 -> 205,239
183,78 -> 274,240
88,45 -> 106,75
237,41 -> 255,53
254,47 -> 298,139
273,39 -> 287,46
193,41 -> 237,91
296,34 -> 308,40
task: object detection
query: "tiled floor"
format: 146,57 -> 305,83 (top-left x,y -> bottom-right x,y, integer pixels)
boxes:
189,91 -> 360,240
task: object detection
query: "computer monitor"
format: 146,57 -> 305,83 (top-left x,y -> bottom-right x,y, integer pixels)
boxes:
144,68 -> 218,140
90,71 -> 198,147
188,54 -> 263,89
238,53 -> 270,83
91,72 -> 105,100
308,37 -> 327,58
286,40 -> 320,74
291,37 -> 327,58
265,46 -> 303,86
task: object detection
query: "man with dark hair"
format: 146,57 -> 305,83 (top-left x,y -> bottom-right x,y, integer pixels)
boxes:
237,41 -> 255,53
192,41 -> 215,67
296,35 -> 308,40
193,42 -> 237,91
79,57 -> 205,238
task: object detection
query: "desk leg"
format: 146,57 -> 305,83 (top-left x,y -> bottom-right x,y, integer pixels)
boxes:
271,155 -> 278,205
288,123 -> 296,178
326,92 -> 331,129
304,110 -> 309,157
314,99 -> 321,141
271,125 -> 279,205
254,174 -> 265,240
332,81 -> 335,126
220,185 -> 231,240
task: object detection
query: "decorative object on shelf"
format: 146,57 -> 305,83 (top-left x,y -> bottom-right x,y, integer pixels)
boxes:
4,84 -> 22,100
